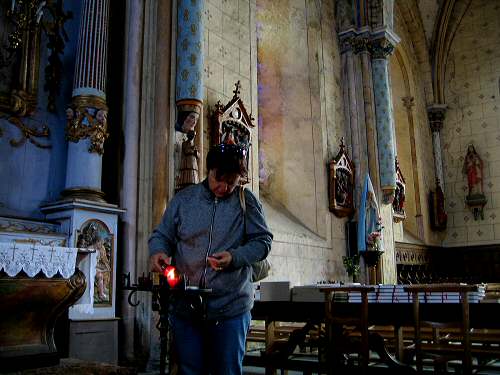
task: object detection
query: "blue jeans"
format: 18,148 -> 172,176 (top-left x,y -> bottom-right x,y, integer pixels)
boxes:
170,311 -> 251,375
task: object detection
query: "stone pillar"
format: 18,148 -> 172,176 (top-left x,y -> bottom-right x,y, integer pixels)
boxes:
64,0 -> 110,201
368,31 -> 400,284
403,96 -> 424,240
174,0 -> 204,132
427,104 -> 447,190
339,33 -> 367,206
369,32 -> 399,204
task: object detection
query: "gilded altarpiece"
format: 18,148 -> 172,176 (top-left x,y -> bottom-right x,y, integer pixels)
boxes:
0,1 -> 70,148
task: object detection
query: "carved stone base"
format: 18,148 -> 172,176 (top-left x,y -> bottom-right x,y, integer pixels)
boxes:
0,270 -> 86,371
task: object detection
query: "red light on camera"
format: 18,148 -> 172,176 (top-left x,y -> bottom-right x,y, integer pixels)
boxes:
163,265 -> 181,288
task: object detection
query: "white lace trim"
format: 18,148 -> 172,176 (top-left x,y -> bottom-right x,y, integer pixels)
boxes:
0,242 -> 78,278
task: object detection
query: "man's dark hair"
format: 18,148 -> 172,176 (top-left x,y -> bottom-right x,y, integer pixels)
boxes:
206,144 -> 247,179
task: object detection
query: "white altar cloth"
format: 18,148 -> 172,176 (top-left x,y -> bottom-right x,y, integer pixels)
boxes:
0,242 -> 78,278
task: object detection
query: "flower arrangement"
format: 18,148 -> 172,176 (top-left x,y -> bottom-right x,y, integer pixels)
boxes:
342,254 -> 360,282
366,216 -> 383,252
366,231 -> 382,251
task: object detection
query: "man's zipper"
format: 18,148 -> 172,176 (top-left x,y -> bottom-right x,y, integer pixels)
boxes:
200,197 -> 218,288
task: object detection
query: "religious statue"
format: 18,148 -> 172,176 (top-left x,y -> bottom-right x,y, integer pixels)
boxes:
430,180 -> 447,231
176,131 -> 199,191
94,237 -> 111,302
358,174 -> 384,283
463,144 -> 487,220
328,139 -> 355,217
175,108 -> 200,133
77,221 -> 113,304
463,144 -> 484,197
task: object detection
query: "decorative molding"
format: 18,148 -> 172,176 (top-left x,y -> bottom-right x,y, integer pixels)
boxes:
402,96 -> 414,111
0,217 -> 60,234
65,96 -> 109,155
395,243 -> 431,266
1,115 -> 51,148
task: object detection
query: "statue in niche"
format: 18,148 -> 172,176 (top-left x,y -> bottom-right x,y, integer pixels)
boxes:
335,169 -> 351,207
392,158 -> 406,222
176,130 -> 199,191
393,182 -> 405,214
463,144 -> 487,220
328,139 -> 355,218
77,221 -> 113,305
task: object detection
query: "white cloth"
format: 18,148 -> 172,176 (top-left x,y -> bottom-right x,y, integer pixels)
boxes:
70,251 -> 97,315
0,242 -> 78,278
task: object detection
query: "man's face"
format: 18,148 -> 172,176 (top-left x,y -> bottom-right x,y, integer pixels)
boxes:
208,169 -> 240,198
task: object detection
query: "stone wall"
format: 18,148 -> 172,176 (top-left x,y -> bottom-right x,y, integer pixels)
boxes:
255,0 -> 347,285
391,6 -> 442,246
442,0 -> 500,246
202,0 -> 260,191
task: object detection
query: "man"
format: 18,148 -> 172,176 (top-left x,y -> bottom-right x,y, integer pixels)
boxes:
149,143 -> 273,375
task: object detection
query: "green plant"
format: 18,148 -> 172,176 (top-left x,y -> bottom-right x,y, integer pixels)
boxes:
342,254 -> 360,281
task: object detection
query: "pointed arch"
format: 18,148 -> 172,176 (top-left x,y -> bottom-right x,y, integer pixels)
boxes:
431,0 -> 473,104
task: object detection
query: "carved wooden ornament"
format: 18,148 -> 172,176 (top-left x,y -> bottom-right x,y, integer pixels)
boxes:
328,139 -> 355,218
210,81 -> 254,184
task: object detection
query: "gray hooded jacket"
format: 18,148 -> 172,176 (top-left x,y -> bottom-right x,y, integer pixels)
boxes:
148,180 -> 273,320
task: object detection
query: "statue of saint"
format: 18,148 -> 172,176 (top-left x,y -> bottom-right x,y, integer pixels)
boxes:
177,131 -> 199,190
463,144 -> 483,197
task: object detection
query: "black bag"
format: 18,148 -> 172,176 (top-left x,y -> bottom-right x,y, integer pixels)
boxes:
239,187 -> 271,282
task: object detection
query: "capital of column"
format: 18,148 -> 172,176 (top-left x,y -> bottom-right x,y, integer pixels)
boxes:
342,37 -> 371,54
368,28 -> 400,59
427,104 -> 447,133
65,96 -> 109,155
368,38 -> 395,59
339,29 -> 371,54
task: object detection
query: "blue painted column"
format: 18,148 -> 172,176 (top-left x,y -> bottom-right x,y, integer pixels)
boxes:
64,0 -> 110,201
175,0 -> 204,133
369,35 -> 398,204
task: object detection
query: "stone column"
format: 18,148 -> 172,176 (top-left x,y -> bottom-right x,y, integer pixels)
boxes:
174,0 -> 204,133
368,31 -> 400,284
427,104 -> 447,190
338,32 -> 368,208
403,96 -> 424,240
64,0 -> 110,201
369,32 -> 399,204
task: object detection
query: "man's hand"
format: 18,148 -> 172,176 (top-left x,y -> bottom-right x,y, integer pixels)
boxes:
207,251 -> 232,271
150,252 -> 170,273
